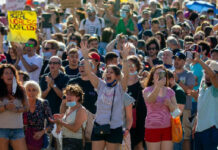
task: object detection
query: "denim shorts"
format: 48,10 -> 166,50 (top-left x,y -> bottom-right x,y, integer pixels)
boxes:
0,128 -> 25,140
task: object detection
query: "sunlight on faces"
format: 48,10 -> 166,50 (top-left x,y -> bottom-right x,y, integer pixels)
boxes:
68,53 -> 79,66
128,60 -> 137,74
26,85 -> 39,100
1,68 -> 14,85
66,92 -> 80,103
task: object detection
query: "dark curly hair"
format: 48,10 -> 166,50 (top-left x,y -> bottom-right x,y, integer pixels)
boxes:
0,64 -> 25,101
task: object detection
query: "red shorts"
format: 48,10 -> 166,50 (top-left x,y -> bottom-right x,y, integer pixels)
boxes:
145,127 -> 172,142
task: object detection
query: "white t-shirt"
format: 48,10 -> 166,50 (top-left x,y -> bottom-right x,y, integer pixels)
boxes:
18,54 -> 43,82
79,17 -> 105,36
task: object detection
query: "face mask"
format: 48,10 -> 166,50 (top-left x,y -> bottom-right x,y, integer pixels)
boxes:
106,80 -> 117,87
120,11 -> 127,18
68,41 -> 77,46
12,76 -> 17,95
168,47 -> 172,51
129,71 -> 138,76
43,52 -> 52,59
208,15 -> 214,20
159,24 -> 165,28
66,101 -> 76,107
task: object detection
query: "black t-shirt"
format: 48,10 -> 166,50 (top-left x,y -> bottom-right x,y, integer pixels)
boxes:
172,84 -> 186,105
127,81 -> 147,137
68,77 -> 98,114
39,72 -> 69,114
65,65 -> 80,79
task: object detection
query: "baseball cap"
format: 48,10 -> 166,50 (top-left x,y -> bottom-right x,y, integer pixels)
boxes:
173,52 -> 186,60
88,52 -> 100,62
121,5 -> 130,12
87,6 -> 95,13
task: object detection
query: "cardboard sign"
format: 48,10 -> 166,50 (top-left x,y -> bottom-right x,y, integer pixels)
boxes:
60,0 -> 81,9
6,0 -> 26,11
7,11 -> 37,43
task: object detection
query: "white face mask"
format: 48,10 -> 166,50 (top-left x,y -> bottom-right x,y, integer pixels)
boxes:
129,71 -> 138,76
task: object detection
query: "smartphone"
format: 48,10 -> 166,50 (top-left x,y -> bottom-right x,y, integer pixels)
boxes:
159,71 -> 166,80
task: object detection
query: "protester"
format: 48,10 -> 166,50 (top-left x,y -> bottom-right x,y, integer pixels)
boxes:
0,0 -> 218,149
23,80 -> 53,150
80,41 -> 130,150
14,39 -> 43,82
143,65 -> 178,150
40,56 -> 69,114
50,84 -> 87,150
0,64 -> 28,150
127,55 -> 147,150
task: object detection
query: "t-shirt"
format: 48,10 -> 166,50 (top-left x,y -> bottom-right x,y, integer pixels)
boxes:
79,17 -> 105,36
95,79 -> 124,129
122,93 -> 135,127
64,65 -> 80,79
177,70 -> 195,110
39,72 -> 69,114
172,84 -> 186,105
143,87 -> 175,129
196,83 -> 218,132
190,63 -> 203,91
116,18 -> 135,35
68,77 -> 98,114
18,54 -> 43,82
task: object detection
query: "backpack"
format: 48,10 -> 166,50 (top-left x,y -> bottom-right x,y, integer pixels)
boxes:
82,110 -> 95,142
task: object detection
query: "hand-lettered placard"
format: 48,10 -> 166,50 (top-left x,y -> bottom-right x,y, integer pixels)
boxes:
7,11 -> 37,43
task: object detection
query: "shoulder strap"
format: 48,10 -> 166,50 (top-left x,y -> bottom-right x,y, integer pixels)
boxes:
109,87 -> 116,123
83,19 -> 87,26
98,17 -> 102,26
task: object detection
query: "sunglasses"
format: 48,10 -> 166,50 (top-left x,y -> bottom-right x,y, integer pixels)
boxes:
148,47 -> 156,51
25,43 -> 34,48
48,62 -> 60,65
44,47 -> 52,51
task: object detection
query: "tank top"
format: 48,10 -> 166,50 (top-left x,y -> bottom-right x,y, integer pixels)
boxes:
62,107 -> 86,139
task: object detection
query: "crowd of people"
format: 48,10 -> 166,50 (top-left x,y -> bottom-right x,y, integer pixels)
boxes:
0,0 -> 218,150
